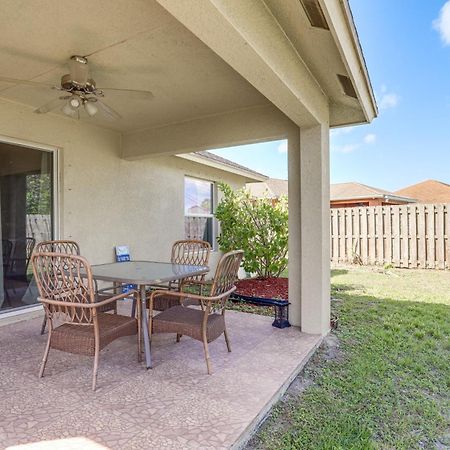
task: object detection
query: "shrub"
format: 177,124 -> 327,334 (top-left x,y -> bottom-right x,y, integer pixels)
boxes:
215,183 -> 288,278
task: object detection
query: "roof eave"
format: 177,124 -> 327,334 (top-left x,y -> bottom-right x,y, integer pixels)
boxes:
320,0 -> 378,125
175,153 -> 268,182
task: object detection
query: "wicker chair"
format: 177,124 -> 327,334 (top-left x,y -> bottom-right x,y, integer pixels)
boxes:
36,240 -> 117,335
151,239 -> 211,312
31,252 -> 140,391
148,250 -> 243,374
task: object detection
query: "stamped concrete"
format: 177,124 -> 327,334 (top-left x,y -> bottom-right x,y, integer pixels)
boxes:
0,302 -> 320,449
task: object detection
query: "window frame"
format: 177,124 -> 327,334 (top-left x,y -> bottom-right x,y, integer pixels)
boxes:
0,135 -> 60,315
184,176 -> 217,250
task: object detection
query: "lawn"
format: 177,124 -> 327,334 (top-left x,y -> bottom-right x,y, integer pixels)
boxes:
247,265 -> 450,450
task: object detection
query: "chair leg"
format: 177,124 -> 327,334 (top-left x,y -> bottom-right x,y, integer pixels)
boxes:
224,328 -> 232,353
137,296 -> 142,362
39,329 -> 52,378
176,333 -> 182,343
92,347 -> 100,391
40,316 -> 47,335
202,338 -> 212,375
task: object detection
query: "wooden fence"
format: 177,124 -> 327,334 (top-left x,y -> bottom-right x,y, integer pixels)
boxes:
26,214 -> 52,243
330,204 -> 450,269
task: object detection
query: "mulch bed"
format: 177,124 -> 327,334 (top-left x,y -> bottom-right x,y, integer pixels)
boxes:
235,277 -> 288,300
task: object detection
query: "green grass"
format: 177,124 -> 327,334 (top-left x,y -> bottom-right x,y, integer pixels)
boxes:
247,266 -> 450,450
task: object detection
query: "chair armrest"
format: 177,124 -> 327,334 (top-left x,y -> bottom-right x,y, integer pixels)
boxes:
148,287 -> 235,311
39,290 -> 137,309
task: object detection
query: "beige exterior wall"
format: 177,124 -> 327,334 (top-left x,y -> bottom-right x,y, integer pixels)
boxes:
0,99 -> 248,271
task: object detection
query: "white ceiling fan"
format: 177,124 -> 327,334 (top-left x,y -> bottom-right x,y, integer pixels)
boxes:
0,55 -> 154,120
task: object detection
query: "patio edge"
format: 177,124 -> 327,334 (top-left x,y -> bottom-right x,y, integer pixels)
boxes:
231,333 -> 324,450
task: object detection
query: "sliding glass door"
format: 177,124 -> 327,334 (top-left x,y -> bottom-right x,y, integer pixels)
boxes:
0,142 -> 55,312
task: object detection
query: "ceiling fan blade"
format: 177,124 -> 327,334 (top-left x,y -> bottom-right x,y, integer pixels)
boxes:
96,87 -> 154,100
68,56 -> 89,86
96,99 -> 122,120
0,76 -> 56,88
34,97 -> 67,114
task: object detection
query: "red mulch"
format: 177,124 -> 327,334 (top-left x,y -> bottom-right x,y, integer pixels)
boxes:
235,277 -> 288,300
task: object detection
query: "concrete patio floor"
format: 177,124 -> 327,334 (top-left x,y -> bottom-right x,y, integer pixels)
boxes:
0,302 -> 321,449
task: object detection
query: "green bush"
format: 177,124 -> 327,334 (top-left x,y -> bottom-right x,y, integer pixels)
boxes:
215,183 -> 288,278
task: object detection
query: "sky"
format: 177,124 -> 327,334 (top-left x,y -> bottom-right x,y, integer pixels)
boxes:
211,1 -> 450,192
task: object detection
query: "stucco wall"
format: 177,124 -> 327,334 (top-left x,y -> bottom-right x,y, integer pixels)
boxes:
0,99 -> 247,272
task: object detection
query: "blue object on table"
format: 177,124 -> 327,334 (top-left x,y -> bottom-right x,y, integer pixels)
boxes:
115,246 -> 136,293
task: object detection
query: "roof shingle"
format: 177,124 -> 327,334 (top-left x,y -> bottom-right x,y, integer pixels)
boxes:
395,180 -> 450,204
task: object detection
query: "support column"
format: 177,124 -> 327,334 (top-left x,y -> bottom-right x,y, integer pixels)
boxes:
287,123 -> 331,334
287,131 -> 301,327
300,124 -> 331,335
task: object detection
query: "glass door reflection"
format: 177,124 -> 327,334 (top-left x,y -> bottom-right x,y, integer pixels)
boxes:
1,143 -> 54,311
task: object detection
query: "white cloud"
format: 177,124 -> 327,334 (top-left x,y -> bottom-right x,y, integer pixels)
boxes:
332,143 -> 360,154
379,92 -> 399,109
433,1 -> 450,45
277,141 -> 288,153
364,133 -> 376,144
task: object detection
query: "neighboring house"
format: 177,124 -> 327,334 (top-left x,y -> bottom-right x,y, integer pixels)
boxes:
395,179 -> 450,204
0,0 -> 377,336
248,179 -> 414,208
330,182 -> 414,208
247,178 -> 288,200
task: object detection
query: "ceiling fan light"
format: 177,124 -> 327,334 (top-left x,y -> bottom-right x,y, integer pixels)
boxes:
62,103 -> 76,116
69,97 -> 81,109
84,101 -> 98,117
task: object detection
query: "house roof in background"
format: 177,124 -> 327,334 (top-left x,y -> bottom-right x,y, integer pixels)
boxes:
247,178 -> 288,199
176,151 -> 268,182
395,180 -> 450,204
331,182 -> 414,202
331,182 -> 389,200
247,179 -> 416,203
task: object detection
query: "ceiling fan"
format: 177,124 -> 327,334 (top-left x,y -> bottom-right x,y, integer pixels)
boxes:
0,55 -> 153,120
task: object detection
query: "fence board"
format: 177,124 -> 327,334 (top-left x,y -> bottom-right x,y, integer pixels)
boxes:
400,205 -> 409,267
375,206 -> 384,264
360,208 -> 368,264
436,204 -> 445,269
330,203 -> 450,270
385,206 -> 392,264
409,205 -> 418,268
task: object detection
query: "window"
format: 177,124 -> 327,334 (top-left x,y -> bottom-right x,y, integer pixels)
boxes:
184,177 -> 215,247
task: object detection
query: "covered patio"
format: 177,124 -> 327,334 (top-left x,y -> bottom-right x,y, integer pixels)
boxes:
0,0 -> 376,448
1,302 -> 320,449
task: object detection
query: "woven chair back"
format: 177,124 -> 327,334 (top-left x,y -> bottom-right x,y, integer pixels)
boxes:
32,252 -> 96,325
26,237 -> 36,263
210,250 -> 244,297
171,240 -> 211,281
35,240 -> 80,256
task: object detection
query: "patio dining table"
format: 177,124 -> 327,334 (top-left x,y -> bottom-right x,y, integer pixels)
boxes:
90,260 -> 209,369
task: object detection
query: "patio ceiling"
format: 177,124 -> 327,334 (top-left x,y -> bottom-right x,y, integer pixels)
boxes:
0,0 -> 268,133
0,0 -> 376,139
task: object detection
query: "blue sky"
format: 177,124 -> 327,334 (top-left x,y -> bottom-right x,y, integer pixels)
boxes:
211,1 -> 450,192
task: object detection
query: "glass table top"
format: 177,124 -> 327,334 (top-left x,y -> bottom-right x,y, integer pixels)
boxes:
89,260 -> 209,285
